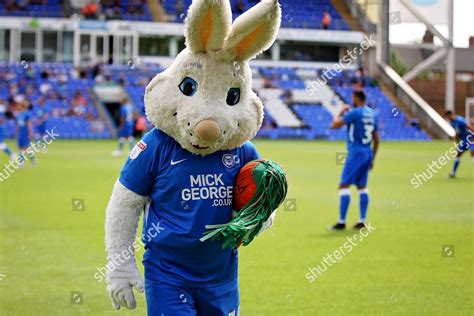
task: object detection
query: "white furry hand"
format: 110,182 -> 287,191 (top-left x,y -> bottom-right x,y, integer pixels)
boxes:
231,210 -> 277,236
105,257 -> 144,310
257,211 -> 277,236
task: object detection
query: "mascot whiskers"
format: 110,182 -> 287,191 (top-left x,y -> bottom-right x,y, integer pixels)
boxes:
104,0 -> 281,314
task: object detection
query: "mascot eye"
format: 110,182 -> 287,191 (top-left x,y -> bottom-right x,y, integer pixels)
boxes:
226,88 -> 240,106
179,77 -> 198,96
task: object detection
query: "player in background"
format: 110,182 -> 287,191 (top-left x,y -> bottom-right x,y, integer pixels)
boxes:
112,97 -> 136,157
15,100 -> 35,165
34,97 -> 50,151
330,90 -> 379,230
444,110 -> 474,178
0,99 -> 15,159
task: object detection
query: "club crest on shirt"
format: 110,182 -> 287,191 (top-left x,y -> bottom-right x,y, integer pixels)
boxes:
222,153 -> 239,168
130,140 -> 147,160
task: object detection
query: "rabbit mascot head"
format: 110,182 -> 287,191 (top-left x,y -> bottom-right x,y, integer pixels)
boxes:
144,0 -> 281,155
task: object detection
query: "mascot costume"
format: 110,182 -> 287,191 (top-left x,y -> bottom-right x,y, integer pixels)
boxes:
104,0 -> 282,314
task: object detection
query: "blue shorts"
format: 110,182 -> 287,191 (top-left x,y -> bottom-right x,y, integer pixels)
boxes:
37,123 -> 47,135
17,136 -> 31,148
144,278 -> 239,316
119,123 -> 134,138
457,137 -> 473,153
340,151 -> 372,187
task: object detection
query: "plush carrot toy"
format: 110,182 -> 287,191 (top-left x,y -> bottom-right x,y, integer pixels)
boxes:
201,160 -> 288,249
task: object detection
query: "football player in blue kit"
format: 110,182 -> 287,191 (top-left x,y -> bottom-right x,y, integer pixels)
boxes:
444,110 -> 473,178
0,100 -> 14,158
15,100 -> 36,165
112,97 -> 136,157
34,98 -> 50,150
330,90 -> 380,230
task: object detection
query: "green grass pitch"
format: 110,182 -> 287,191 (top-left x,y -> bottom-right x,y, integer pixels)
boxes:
0,139 -> 472,315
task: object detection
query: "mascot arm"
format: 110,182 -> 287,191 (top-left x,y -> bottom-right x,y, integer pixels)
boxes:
105,180 -> 147,310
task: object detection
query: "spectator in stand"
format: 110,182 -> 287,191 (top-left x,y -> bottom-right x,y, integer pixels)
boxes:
322,8 -> 332,30
135,115 -> 148,138
71,90 -> 87,116
235,0 -> 245,14
282,89 -> 293,103
17,0 -> 30,11
82,1 -> 99,19
263,77 -> 272,89
39,72 -> 52,95
5,0 -> 18,13
176,0 -> 184,19
127,0 -> 143,15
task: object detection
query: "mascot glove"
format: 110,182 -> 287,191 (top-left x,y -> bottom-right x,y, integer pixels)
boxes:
105,254 -> 144,310
257,211 -> 277,236
232,210 -> 277,236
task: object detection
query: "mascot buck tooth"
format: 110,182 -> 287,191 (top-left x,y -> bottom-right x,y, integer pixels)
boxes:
104,0 -> 281,314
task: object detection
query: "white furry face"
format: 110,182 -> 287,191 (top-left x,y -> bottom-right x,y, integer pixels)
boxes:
144,49 -> 263,156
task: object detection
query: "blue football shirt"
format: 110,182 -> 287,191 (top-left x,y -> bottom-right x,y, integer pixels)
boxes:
119,128 -> 260,287
451,115 -> 470,140
35,105 -> 50,121
0,106 -> 6,142
120,104 -> 135,124
16,111 -> 32,142
343,106 -> 378,155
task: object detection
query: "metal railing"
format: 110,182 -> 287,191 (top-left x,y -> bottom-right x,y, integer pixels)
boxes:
378,62 -> 455,139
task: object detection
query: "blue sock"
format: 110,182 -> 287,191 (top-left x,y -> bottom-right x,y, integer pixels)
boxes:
18,153 -> 26,164
27,151 -> 35,163
451,158 -> 460,175
359,189 -> 369,223
338,189 -> 351,224
1,144 -> 13,157
118,138 -> 125,151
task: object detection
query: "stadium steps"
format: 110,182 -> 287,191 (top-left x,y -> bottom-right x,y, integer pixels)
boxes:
292,83 -> 346,116
330,0 -> 363,32
90,86 -> 117,138
259,89 -> 303,128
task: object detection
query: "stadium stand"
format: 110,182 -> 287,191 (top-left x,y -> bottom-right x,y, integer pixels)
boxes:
101,0 -> 153,21
162,0 -> 350,30
0,0 -> 63,18
1,62 -> 430,141
0,62 -> 110,139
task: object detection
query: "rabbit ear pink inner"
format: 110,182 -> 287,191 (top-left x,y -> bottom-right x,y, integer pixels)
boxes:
235,24 -> 264,58
200,10 -> 212,50
185,0 -> 232,53
221,0 -> 281,61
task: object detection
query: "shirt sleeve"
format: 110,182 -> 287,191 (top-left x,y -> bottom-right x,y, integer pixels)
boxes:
242,141 -> 261,164
373,112 -> 379,132
342,109 -> 357,125
119,133 -> 159,196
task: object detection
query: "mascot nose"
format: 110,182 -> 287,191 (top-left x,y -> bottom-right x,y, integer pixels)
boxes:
194,120 -> 221,141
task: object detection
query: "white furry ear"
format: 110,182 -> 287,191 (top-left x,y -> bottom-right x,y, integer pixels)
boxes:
221,0 -> 281,61
184,0 -> 232,53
